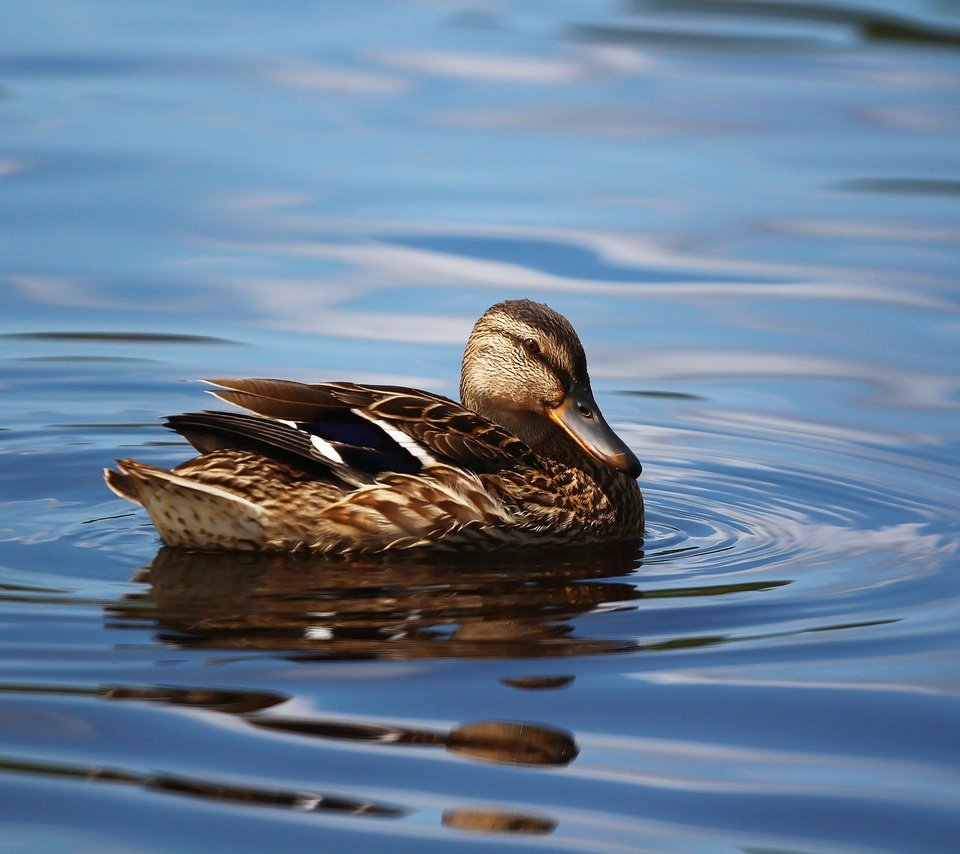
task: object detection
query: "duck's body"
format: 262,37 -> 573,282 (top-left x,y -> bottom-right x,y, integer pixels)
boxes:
106,300 -> 643,553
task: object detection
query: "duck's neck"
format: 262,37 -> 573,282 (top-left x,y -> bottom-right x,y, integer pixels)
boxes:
493,409 -> 615,483
474,403 -> 644,532
534,419 -> 644,533
470,401 -> 596,474
535,423 -> 617,484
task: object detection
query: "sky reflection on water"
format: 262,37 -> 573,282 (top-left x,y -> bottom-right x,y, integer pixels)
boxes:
1,0 -> 959,851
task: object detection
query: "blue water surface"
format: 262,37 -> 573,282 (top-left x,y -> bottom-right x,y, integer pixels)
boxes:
1,1 -> 959,851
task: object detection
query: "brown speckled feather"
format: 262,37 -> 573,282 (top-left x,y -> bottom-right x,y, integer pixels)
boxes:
208,378 -> 541,474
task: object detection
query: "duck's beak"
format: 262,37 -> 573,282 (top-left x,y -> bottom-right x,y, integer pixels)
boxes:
547,382 -> 642,478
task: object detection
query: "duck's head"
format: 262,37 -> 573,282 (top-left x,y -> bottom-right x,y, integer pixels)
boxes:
460,299 -> 642,479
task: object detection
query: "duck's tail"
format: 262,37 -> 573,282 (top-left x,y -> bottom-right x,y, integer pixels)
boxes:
104,459 -> 268,549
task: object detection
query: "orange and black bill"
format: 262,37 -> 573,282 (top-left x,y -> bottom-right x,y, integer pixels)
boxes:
547,383 -> 642,478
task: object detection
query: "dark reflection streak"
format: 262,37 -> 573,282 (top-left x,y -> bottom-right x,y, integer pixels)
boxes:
11,355 -> 158,363
500,675 -> 575,690
0,683 -> 286,714
249,718 -> 579,767
637,616 -> 899,652
616,390 -> 706,401
145,775 -> 405,816
0,684 -> 94,698
723,617 -> 900,648
250,717 -> 414,744
805,618 -> 899,633
865,18 -> 960,47
0,750 -> 555,833
0,581 -> 71,594
52,423 -> 158,429
632,0 -> 960,49
97,684 -> 285,715
0,587 -> 122,607
0,683 -> 579,768
1,331 -> 242,345
572,24 -> 823,52
0,754 -> 407,818
641,635 -> 727,652
1,594 -> 120,607
643,580 -> 790,598
835,179 -> 960,196
82,511 -> 138,524
645,545 -> 699,557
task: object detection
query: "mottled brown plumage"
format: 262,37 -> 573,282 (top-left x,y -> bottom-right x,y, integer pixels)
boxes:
105,299 -> 644,552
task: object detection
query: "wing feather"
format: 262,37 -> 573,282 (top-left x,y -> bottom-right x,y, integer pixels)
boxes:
201,378 -> 539,475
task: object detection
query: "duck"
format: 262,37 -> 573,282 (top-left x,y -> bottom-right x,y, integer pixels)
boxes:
105,299 -> 644,553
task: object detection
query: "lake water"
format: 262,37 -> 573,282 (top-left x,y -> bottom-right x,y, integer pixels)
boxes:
2,1 -> 959,851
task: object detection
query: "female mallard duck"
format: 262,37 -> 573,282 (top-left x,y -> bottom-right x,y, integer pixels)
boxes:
105,299 -> 643,552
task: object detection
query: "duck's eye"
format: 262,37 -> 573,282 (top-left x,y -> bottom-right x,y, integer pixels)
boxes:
522,338 -> 541,356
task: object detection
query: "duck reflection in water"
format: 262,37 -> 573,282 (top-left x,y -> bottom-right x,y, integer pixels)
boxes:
32,679 -> 569,832
107,541 -> 645,659
86,675 -> 573,833
97,533 -> 645,832
98,545 -> 789,834
97,684 -> 578,768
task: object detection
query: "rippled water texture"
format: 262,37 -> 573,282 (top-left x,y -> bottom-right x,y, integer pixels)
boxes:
2,1 -> 959,851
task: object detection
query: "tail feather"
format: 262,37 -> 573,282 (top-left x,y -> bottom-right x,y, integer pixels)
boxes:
104,465 -> 142,504
104,459 -> 268,549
